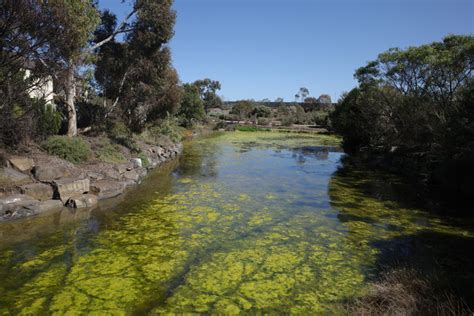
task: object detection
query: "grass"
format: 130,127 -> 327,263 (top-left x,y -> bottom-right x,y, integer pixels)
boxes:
345,268 -> 471,315
96,143 -> 127,164
236,125 -> 271,132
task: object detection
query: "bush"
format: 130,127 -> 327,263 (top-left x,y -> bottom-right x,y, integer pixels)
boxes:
36,103 -> 61,138
96,142 -> 127,164
42,136 -> 92,164
257,118 -> 270,125
155,117 -> 184,143
107,121 -> 140,152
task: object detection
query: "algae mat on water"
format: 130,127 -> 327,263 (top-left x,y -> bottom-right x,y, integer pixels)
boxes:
0,131 -> 472,315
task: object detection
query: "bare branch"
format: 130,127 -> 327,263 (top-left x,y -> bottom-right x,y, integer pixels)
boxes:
88,7 -> 138,52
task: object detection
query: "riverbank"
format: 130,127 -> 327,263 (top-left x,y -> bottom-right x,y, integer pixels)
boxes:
0,133 -> 183,221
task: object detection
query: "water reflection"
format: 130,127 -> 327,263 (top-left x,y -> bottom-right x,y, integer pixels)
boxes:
0,132 -> 472,314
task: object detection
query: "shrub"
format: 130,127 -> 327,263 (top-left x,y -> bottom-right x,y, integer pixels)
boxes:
107,121 -> 140,152
236,125 -> 258,132
42,136 -> 92,164
257,118 -> 270,125
96,143 -> 127,164
36,103 -> 61,138
155,117 -> 184,143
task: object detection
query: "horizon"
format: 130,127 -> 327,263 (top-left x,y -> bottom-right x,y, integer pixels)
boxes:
100,0 -> 473,102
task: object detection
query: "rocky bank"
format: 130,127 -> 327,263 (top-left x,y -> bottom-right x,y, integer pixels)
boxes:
0,140 -> 182,221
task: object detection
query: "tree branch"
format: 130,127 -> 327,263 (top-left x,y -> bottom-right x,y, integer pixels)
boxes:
88,7 -> 138,52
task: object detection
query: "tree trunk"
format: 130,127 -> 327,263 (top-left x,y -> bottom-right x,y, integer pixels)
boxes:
66,61 -> 77,137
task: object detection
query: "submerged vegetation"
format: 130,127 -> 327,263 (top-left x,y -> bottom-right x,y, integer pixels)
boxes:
0,132 -> 472,314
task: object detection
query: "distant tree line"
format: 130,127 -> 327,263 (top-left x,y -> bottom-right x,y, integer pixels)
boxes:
330,35 -> 474,198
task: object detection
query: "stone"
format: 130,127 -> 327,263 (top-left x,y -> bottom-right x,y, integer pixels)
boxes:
37,200 -> 64,213
130,158 -> 143,169
8,157 -> 34,172
0,194 -> 39,216
123,170 -> 140,182
90,180 -> 126,200
20,183 -> 54,201
65,194 -> 98,208
0,168 -> 33,186
114,164 -> 128,174
53,178 -> 90,201
104,168 -> 121,180
136,168 -> 147,178
33,165 -> 71,182
87,172 -> 105,181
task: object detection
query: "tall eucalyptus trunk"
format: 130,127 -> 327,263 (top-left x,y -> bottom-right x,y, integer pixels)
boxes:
66,61 -> 77,137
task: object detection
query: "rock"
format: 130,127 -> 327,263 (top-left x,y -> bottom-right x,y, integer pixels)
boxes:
8,156 -> 34,172
20,183 -> 54,201
65,194 -> 98,208
104,168 -> 121,180
0,194 -> 39,216
130,158 -> 142,169
53,178 -> 90,201
136,168 -> 147,178
33,165 -> 71,182
123,170 -> 140,182
114,164 -> 128,174
87,172 -> 105,181
0,168 -> 33,187
37,200 -> 64,213
90,180 -> 126,200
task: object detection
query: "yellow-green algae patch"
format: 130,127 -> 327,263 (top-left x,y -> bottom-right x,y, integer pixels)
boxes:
0,131 -> 472,315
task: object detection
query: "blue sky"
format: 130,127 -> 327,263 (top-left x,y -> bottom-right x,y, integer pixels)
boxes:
100,0 -> 473,101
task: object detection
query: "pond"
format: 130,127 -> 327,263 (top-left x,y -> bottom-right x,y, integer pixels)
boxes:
0,131 -> 473,314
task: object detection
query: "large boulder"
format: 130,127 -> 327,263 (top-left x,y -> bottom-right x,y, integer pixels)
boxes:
37,200 -> 64,213
123,170 -> 140,183
130,158 -> 142,169
33,165 -> 71,182
0,168 -> 33,187
8,156 -> 34,173
90,180 -> 126,200
0,194 -> 40,217
20,183 -> 54,201
65,194 -> 98,208
53,178 -> 90,202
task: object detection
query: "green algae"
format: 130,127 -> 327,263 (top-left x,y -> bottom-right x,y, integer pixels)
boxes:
0,131 -> 472,314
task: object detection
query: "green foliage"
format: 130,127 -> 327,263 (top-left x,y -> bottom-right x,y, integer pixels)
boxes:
42,136 -> 92,164
331,35 -> 474,194
230,100 -> 256,119
252,105 -> 271,118
178,83 -> 205,127
107,121 -> 140,152
96,141 -> 127,164
193,78 -> 222,113
154,117 -> 184,143
36,104 -> 61,137
236,125 -> 270,132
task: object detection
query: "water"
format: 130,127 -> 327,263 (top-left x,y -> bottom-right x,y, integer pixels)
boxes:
0,132 -> 472,314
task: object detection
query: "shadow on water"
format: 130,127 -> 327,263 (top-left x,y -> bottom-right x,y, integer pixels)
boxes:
329,158 -> 474,308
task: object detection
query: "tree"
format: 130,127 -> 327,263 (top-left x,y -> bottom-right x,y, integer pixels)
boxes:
331,35 -> 474,196
94,0 -> 180,132
317,94 -> 332,106
230,100 -> 255,119
298,87 -> 309,102
178,83 -> 205,127
194,79 -> 222,113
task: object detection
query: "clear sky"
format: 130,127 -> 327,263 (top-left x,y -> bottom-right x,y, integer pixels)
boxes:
100,0 -> 473,101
